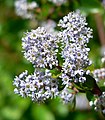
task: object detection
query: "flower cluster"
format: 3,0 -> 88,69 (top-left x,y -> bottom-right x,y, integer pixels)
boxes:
48,0 -> 67,5
14,69 -> 60,102
22,27 -> 58,69
15,0 -> 38,19
93,68 -> 105,81
14,68 -> 74,103
92,52 -> 105,82
58,11 -> 92,84
14,11 -> 92,103
14,0 -> 67,19
89,92 -> 105,114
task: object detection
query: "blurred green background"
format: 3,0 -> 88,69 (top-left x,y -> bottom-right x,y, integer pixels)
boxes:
0,0 -> 105,120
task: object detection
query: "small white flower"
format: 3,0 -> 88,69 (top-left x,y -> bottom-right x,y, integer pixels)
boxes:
14,88 -> 19,94
89,101 -> 94,106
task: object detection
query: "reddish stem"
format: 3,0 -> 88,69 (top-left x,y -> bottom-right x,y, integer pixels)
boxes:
92,81 -> 102,96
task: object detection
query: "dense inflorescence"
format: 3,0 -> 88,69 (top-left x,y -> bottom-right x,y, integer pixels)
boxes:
58,11 -> 92,84
22,27 -> 58,69
14,69 -> 60,102
14,11 -> 92,104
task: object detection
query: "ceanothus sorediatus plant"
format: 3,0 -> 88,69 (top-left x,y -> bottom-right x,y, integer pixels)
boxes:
13,11 -> 105,116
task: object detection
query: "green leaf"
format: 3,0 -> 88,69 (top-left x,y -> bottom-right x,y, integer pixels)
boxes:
86,91 -> 94,101
50,68 -> 61,76
56,42 -> 64,66
100,86 -> 105,92
83,74 -> 96,90
58,78 -> 65,91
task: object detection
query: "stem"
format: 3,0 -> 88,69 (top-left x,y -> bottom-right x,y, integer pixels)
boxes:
56,65 -> 62,71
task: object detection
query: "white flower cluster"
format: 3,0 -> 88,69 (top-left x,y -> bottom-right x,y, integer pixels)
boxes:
58,11 -> 92,84
48,0 -> 67,5
15,0 -> 38,19
22,27 -> 58,69
14,11 -> 92,103
14,69 -> 74,103
93,53 -> 105,82
14,69 -> 60,102
89,92 -> 105,114
93,68 -> 105,81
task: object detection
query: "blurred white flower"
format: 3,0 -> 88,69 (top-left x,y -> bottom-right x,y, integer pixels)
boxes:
48,0 -> 67,5
15,0 -> 38,19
